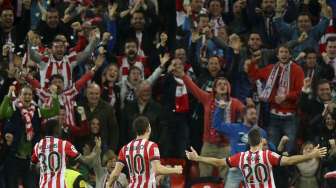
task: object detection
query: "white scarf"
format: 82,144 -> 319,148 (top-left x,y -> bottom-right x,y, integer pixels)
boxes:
15,100 -> 37,141
260,62 -> 292,101
215,99 -> 232,123
174,77 -> 189,112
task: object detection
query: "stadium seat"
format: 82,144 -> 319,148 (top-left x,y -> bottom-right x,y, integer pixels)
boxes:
191,182 -> 224,188
170,174 -> 186,188
161,158 -> 186,167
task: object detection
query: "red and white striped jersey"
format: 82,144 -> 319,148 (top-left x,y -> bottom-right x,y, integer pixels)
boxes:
116,56 -> 151,82
118,139 -> 160,188
39,52 -> 78,89
227,150 -> 282,188
31,136 -> 81,188
319,19 -> 336,53
37,86 -> 78,126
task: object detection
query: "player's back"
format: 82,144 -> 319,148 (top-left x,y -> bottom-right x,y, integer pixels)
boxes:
32,136 -> 80,188
228,149 -> 282,188
119,139 -> 160,188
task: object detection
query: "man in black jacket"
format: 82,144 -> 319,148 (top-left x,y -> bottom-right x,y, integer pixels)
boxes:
121,81 -> 162,146
83,83 -> 119,153
35,7 -> 72,45
0,3 -> 31,62
299,78 -> 334,139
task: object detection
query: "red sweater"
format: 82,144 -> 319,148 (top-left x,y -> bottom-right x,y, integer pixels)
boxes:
182,75 -> 244,146
247,61 -> 304,113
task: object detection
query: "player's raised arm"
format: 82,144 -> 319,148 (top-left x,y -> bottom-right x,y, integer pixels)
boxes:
106,162 -> 124,188
151,160 -> 183,175
78,137 -> 102,164
280,144 -> 327,166
185,147 -> 227,167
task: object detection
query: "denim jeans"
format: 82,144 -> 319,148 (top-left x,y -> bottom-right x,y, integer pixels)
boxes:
268,114 -> 297,153
224,168 -> 243,188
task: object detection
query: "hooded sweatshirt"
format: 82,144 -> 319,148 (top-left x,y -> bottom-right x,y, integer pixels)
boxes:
182,75 -> 244,145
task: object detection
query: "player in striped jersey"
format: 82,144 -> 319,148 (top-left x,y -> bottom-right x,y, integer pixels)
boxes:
106,116 -> 183,188
186,128 -> 327,188
31,119 -> 100,188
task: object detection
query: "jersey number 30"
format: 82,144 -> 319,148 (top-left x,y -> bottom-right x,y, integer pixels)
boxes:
38,151 -> 61,173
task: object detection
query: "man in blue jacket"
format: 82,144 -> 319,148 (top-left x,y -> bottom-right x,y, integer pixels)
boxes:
212,101 -> 271,188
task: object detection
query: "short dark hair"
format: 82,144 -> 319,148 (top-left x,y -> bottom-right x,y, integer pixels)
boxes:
326,37 -> 336,45
132,10 -> 145,17
47,7 -> 59,13
297,12 -> 311,20
44,119 -> 60,136
316,79 -> 330,88
128,66 -> 142,76
242,106 -> 256,117
207,0 -> 224,8
1,5 -> 14,14
124,38 -> 138,47
132,116 -> 150,136
52,37 -> 65,44
276,44 -> 292,55
249,32 -> 262,38
312,79 -> 331,97
50,74 -> 64,82
197,13 -> 209,22
248,128 -> 261,147
303,47 -> 316,55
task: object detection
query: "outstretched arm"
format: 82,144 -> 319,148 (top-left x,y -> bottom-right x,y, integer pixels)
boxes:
78,137 -> 102,164
27,31 -> 46,67
151,160 -> 183,175
186,147 -> 227,167
146,53 -> 169,85
106,162 -> 124,188
280,145 -> 327,166
75,29 -> 100,65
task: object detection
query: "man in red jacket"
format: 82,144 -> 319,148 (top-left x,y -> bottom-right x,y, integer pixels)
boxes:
246,44 -> 304,154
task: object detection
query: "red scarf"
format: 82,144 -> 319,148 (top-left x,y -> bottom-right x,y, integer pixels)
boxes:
15,100 -> 36,141
102,82 -> 116,107
260,62 -> 292,101
174,77 -> 189,113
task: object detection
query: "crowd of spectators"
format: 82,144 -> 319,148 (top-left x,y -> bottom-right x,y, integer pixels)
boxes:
0,0 -> 336,187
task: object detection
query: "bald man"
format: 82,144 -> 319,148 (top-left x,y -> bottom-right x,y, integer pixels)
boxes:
121,81 -> 162,145
83,83 -> 119,152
